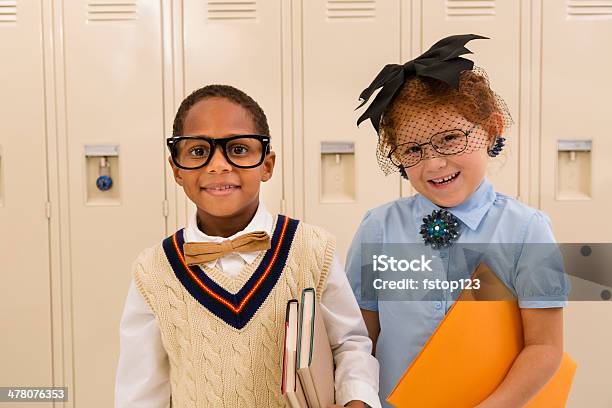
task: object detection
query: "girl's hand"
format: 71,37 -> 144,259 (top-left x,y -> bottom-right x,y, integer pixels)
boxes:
475,308 -> 564,407
328,401 -> 366,408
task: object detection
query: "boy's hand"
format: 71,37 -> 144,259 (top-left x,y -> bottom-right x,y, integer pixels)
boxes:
329,401 -> 366,408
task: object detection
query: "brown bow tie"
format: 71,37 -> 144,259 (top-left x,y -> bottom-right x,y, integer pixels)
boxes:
183,231 -> 271,265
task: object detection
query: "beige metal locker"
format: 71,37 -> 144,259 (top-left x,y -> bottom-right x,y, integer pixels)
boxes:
540,2 -> 612,407
0,0 -> 53,403
58,1 -> 166,406
183,0 -> 285,216
540,1 -> 612,243
301,0 -> 402,258
421,0 -> 521,198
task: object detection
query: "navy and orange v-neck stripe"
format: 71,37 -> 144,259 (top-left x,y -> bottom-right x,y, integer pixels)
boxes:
162,215 -> 299,330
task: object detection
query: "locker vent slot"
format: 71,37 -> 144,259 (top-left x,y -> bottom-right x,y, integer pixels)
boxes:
0,0 -> 17,23
445,0 -> 496,19
567,0 -> 612,19
87,1 -> 138,22
326,0 -> 376,20
207,0 -> 257,21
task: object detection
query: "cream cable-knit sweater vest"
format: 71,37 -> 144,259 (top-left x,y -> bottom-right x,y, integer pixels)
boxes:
132,216 -> 335,408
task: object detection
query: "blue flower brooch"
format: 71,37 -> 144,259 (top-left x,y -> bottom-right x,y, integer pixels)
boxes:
420,209 -> 461,249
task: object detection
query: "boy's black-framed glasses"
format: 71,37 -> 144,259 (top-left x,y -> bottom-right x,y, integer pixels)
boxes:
388,126 -> 476,169
167,134 -> 271,170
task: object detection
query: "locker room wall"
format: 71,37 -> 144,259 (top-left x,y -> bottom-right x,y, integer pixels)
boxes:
1,1 -> 610,407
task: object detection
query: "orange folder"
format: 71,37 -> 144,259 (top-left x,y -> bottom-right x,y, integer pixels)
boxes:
387,263 -> 577,408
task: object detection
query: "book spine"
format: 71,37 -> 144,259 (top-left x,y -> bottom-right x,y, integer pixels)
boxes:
297,369 -> 320,408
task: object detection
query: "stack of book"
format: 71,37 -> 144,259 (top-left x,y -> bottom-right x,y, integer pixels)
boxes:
281,288 -> 335,408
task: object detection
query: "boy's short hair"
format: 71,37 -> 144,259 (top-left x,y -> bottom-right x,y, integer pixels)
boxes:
172,84 -> 270,137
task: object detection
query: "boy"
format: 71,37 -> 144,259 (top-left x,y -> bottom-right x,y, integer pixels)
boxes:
115,84 -> 380,408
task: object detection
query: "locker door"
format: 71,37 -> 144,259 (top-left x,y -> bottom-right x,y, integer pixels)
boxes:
183,0 -> 284,216
541,3 -> 612,407
302,0 -> 401,258
541,2 -> 612,243
421,0 -> 521,198
61,1 -> 165,406
0,0 -> 53,402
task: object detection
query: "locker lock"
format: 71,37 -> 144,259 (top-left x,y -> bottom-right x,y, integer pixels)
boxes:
96,157 -> 113,191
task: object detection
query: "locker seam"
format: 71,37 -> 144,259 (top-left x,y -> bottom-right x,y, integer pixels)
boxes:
180,0 -> 188,226
55,0 -> 78,404
399,0 -> 403,198
279,0 -> 286,214
419,0 -> 423,53
288,0 -> 295,217
160,0 -> 169,234
518,0 -> 523,202
537,0 -> 543,211
39,0 -> 58,398
299,0 -> 305,221
49,0 -> 72,405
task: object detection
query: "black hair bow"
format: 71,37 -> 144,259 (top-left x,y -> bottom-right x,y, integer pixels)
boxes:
356,34 -> 489,134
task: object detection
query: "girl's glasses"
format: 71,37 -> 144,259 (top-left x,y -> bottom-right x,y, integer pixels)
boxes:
388,126 -> 476,168
167,135 -> 271,170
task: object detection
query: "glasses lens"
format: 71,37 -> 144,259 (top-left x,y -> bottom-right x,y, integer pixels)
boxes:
173,138 -> 212,169
224,137 -> 264,167
431,130 -> 468,155
391,142 -> 422,167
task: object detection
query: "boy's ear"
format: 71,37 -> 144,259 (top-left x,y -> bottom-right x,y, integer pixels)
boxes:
486,112 -> 504,142
261,150 -> 276,182
168,156 -> 184,186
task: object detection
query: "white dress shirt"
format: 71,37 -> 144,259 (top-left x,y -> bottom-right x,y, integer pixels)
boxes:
115,202 -> 381,408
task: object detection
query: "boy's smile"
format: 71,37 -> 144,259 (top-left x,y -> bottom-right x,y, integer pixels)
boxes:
169,97 -> 275,237
201,182 -> 241,196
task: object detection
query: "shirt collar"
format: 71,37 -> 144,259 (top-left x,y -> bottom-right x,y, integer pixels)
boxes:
184,200 -> 274,267
415,177 -> 495,231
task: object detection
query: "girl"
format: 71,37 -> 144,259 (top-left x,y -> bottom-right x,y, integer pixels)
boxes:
348,34 -> 568,407
115,84 -> 380,408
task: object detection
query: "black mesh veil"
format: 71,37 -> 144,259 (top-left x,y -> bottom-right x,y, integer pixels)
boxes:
356,35 -> 513,178
375,67 -> 513,176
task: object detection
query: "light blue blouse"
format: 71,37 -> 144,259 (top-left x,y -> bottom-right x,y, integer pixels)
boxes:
346,178 -> 569,407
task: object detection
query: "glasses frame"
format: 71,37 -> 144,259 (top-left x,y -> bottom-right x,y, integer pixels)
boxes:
387,125 -> 476,169
166,134 -> 271,170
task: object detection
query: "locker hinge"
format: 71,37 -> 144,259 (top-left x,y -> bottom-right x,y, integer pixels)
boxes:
45,202 -> 52,219
280,198 -> 286,214
162,200 -> 169,217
